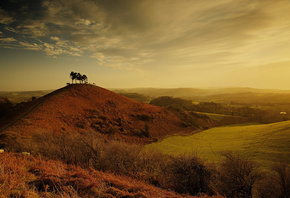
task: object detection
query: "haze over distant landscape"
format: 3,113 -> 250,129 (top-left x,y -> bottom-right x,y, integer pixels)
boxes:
1,0 -> 290,91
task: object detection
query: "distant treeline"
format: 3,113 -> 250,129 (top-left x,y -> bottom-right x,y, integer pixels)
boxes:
118,92 -> 151,103
150,96 -> 289,124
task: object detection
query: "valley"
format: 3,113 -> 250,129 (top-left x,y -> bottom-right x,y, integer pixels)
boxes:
0,84 -> 289,197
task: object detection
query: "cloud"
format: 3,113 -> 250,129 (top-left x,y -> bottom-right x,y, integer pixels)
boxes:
19,41 -> 42,51
0,37 -> 17,43
0,8 -> 14,24
0,0 -> 289,73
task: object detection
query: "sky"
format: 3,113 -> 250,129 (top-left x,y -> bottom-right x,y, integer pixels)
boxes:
0,0 -> 290,91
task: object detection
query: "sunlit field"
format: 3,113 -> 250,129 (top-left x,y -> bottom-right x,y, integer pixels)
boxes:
146,121 -> 290,167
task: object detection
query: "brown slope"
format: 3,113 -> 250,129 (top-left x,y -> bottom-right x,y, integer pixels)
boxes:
4,84 -> 196,143
2,152 -> 219,198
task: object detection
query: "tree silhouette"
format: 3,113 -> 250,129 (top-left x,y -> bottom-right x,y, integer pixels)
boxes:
70,71 -> 77,83
70,71 -> 88,84
82,75 -> 88,84
76,73 -> 82,83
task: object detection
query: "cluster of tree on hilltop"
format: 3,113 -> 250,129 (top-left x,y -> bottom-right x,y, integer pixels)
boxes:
70,71 -> 88,84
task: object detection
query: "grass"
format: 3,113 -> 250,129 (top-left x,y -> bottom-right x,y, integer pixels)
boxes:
146,121 -> 290,167
0,152 -> 204,198
196,112 -> 242,121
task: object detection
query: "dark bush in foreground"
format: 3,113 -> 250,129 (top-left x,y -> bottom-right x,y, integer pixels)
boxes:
213,152 -> 262,198
167,155 -> 212,195
257,161 -> 290,198
272,161 -> 290,198
0,97 -> 13,117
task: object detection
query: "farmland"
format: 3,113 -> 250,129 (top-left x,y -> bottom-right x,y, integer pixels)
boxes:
146,121 -> 290,167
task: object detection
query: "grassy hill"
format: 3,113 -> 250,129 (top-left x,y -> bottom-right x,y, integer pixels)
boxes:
1,84 -> 210,145
146,121 -> 290,167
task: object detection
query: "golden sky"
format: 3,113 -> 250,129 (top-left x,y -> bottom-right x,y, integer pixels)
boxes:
0,0 -> 290,91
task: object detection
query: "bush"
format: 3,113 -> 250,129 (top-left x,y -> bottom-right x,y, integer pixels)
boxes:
256,161 -> 289,198
271,161 -> 290,198
136,149 -> 172,187
99,141 -> 142,174
256,171 -> 281,198
4,130 -> 103,168
167,155 -> 212,195
213,152 -> 262,198
0,97 -> 13,117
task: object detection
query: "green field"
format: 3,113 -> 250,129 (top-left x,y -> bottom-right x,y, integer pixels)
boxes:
197,112 -> 243,121
146,121 -> 290,167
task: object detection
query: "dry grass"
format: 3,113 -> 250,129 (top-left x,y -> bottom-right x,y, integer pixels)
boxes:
0,152 -> 208,198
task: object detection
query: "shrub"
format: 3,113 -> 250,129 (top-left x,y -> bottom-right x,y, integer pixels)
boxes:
5,130 -> 103,168
257,161 -> 290,198
167,155 -> 212,195
256,171 -> 281,198
271,161 -> 290,198
0,97 -> 13,117
136,149 -> 172,187
99,141 -> 142,174
213,152 -> 262,198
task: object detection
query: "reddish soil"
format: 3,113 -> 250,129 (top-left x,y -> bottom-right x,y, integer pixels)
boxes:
3,84 -> 198,143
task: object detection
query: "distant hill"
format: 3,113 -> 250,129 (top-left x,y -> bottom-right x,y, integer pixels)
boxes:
113,87 -> 290,98
0,90 -> 53,103
113,87 -> 290,104
1,84 -> 210,144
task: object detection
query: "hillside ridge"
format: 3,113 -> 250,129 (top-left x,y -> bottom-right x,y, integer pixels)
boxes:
2,84 -> 202,143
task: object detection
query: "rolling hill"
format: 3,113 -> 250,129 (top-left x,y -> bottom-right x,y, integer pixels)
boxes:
146,121 -> 290,167
0,84 -> 208,144
113,87 -> 290,98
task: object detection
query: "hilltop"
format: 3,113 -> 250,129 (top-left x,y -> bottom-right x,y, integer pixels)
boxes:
1,84 -> 208,144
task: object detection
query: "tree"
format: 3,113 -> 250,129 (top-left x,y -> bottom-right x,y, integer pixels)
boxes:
82,75 -> 88,84
70,71 -> 77,83
69,71 -> 88,84
76,72 -> 82,83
